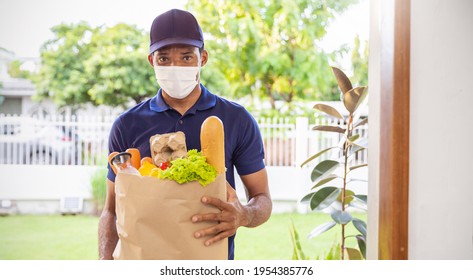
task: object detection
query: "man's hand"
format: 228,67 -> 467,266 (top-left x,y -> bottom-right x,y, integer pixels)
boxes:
191,168 -> 272,247
191,183 -> 249,246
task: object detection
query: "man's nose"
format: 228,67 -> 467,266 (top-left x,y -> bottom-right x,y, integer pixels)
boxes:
168,57 -> 181,66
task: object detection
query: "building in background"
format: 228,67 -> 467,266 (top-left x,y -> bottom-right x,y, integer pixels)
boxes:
0,48 -> 53,115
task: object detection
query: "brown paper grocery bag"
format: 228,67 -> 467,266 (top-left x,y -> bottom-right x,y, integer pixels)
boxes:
112,173 -> 228,260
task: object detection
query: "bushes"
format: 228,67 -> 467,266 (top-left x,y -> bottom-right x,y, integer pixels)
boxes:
90,167 -> 107,214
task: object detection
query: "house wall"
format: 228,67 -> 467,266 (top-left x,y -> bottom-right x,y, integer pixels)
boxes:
367,0 -> 381,260
409,0 -> 473,259
369,0 -> 473,259
0,97 -> 22,114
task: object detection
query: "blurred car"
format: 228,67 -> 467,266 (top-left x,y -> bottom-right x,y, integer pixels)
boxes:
0,117 -> 79,165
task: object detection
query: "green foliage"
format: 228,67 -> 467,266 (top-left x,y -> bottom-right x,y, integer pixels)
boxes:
187,0 -> 358,108
91,167 -> 107,214
7,60 -> 31,79
323,242 -> 341,260
351,35 -> 369,87
246,101 -> 315,120
300,66 -> 368,260
290,220 -> 308,260
33,22 -> 155,107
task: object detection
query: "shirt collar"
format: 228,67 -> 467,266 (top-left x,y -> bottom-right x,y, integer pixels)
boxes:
149,84 -> 217,114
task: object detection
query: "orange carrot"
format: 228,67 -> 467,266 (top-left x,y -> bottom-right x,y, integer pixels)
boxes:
140,156 -> 153,167
108,151 -> 119,175
126,148 -> 141,170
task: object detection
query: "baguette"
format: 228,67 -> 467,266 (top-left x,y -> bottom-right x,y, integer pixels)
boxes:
200,116 -> 225,174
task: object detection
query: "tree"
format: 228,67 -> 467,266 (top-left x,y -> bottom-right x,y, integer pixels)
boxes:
350,35 -> 368,86
8,60 -> 31,79
187,0 -> 357,109
34,22 -> 155,108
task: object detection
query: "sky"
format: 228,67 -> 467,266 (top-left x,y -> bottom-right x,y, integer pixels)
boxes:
0,0 -> 368,59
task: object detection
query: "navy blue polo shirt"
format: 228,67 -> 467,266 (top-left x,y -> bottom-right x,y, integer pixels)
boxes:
107,84 -> 265,260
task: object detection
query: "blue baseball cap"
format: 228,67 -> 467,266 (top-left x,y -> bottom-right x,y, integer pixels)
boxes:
149,9 -> 204,54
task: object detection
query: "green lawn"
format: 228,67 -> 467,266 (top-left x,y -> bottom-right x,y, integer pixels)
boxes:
0,213 -> 365,260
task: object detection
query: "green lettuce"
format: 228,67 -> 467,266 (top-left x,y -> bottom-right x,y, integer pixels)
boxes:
160,149 -> 217,186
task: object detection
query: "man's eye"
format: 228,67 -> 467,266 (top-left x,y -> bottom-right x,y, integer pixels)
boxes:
158,57 -> 168,62
183,56 -> 192,61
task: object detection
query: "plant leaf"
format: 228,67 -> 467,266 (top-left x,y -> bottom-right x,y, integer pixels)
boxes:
348,134 -> 360,143
356,235 -> 367,259
312,125 -> 346,134
348,145 -> 365,157
348,201 -> 367,211
351,137 -> 368,149
347,179 -> 368,185
290,220 -> 307,260
300,146 -> 339,167
307,221 -> 337,239
313,103 -> 343,119
353,194 -> 368,203
310,187 -> 342,211
331,210 -> 352,225
343,86 -> 368,114
311,160 -> 340,182
300,192 -> 315,204
332,66 -> 353,94
337,189 -> 355,204
352,218 -> 367,237
324,242 -> 341,260
312,174 -> 338,189
349,163 -> 368,171
354,117 -> 368,128
348,196 -> 368,210
344,247 -> 363,260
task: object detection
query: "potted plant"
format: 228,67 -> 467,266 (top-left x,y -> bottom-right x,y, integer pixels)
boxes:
297,67 -> 368,260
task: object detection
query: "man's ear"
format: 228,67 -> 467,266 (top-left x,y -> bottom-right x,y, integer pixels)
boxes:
147,54 -> 154,67
201,50 -> 209,67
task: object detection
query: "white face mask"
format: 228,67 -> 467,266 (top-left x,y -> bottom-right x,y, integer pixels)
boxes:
154,66 -> 200,99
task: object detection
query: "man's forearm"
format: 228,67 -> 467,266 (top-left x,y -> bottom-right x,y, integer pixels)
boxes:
244,193 -> 272,228
98,210 -> 118,260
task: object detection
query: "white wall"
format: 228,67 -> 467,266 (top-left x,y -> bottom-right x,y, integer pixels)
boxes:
409,0 -> 473,259
369,0 -> 473,259
0,165 -> 310,214
0,165 -> 99,214
0,164 -> 367,215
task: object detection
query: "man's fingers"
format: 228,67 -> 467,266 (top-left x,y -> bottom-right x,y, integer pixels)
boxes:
203,231 -> 230,247
191,212 -> 234,223
201,196 -> 229,211
194,223 -> 234,246
194,223 -> 231,239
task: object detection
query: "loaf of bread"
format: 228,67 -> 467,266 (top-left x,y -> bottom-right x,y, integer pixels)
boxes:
200,116 -> 225,174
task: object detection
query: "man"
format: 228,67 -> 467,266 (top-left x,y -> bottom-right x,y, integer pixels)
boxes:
98,9 -> 272,260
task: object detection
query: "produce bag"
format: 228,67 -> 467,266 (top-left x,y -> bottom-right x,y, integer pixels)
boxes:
112,173 -> 227,260
112,116 -> 228,260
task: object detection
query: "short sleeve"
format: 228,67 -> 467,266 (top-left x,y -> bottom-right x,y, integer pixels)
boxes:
106,117 -> 128,182
232,110 -> 265,176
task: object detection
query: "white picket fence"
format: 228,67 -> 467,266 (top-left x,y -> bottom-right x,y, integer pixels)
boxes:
258,116 -> 368,167
0,113 -> 368,167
